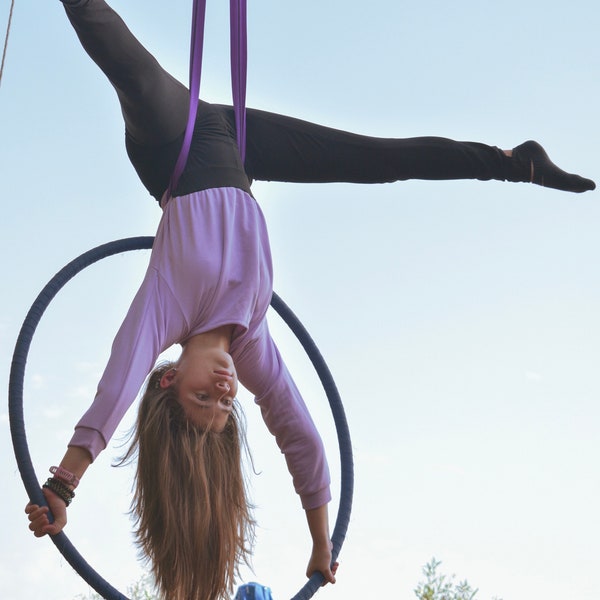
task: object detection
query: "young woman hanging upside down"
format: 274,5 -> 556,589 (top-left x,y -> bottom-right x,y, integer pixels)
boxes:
25,2 -> 595,600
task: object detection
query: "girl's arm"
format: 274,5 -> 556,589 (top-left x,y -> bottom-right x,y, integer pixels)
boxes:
25,269 -> 179,537
235,321 -> 331,510
234,321 -> 334,582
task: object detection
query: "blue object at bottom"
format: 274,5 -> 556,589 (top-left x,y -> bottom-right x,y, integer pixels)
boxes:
235,582 -> 274,600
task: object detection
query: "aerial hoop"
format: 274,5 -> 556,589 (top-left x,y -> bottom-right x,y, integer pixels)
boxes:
9,237 -> 353,600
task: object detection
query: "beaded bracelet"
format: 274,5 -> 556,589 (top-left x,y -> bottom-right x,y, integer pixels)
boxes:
43,477 -> 75,506
43,477 -> 75,507
48,476 -> 76,499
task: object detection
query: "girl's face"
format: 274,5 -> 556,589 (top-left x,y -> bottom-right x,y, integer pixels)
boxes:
161,348 -> 239,432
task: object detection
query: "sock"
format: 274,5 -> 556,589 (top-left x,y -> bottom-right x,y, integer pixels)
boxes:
511,140 -> 595,193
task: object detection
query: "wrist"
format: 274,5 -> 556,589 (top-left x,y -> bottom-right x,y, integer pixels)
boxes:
311,537 -> 332,550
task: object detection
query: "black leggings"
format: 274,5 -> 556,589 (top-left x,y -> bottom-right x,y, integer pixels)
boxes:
62,0 -> 517,201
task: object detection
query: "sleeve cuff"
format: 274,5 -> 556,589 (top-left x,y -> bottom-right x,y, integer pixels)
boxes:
68,427 -> 107,462
300,486 -> 332,511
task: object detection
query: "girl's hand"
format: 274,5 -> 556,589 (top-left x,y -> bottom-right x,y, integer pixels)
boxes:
306,540 -> 339,585
25,488 -> 68,537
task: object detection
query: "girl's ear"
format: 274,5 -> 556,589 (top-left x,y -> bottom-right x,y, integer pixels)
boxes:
159,368 -> 178,389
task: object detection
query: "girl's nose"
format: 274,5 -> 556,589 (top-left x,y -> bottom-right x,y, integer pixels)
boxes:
215,381 -> 231,399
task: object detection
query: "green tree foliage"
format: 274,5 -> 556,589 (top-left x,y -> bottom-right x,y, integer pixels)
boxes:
414,558 -> 502,600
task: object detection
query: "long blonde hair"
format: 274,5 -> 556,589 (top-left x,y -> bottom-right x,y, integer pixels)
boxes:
120,362 -> 255,600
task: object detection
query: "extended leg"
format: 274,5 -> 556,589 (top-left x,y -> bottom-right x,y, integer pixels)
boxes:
61,0 -> 188,145
241,107 -> 595,193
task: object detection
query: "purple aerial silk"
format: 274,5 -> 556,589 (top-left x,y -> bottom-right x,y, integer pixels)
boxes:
230,0 -> 247,163
167,0 -> 247,200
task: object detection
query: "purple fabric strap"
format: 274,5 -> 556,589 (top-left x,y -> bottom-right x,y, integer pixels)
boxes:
230,0 -> 247,163
167,0 -> 247,200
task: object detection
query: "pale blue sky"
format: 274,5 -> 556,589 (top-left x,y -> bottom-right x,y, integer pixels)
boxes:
1,1 -> 599,599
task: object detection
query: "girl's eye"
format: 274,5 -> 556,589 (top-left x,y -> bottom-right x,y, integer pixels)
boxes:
196,394 -> 209,401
